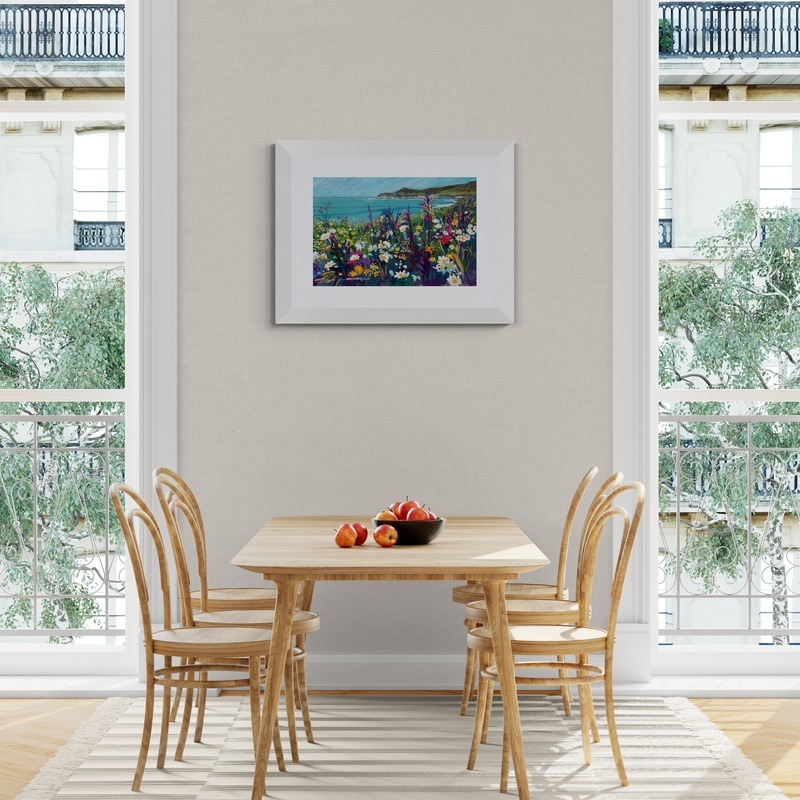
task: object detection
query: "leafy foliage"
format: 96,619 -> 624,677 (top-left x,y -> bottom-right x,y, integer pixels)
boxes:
660,201 -> 800,391
0,264 -> 125,640
0,263 -> 124,390
659,203 -> 800,641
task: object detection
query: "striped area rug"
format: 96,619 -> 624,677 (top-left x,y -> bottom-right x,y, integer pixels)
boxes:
16,695 -> 789,800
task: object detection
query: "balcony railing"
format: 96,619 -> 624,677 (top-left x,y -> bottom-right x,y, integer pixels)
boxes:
0,414 -> 125,640
74,220 -> 124,251
0,4 -> 124,61
659,2 -> 800,58
659,218 -> 674,248
659,413 -> 800,645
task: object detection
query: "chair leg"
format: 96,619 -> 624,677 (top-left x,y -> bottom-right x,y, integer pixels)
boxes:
283,647 -> 299,762
480,673 -> 495,744
467,651 -> 489,770
293,638 -> 303,711
556,654 -> 572,717
500,719 -> 510,794
174,684 -> 194,762
605,669 -> 628,786
577,682 -> 592,766
132,666 -> 155,791
272,716 -> 287,772
194,668 -> 208,744
460,645 -> 477,716
157,657 -> 172,769
295,653 -> 314,743
578,655 -> 599,742
248,656 -> 262,757
169,658 -> 185,722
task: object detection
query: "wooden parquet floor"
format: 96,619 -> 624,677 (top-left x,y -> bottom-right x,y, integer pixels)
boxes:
692,699 -> 800,799
0,697 -> 797,799
0,698 -> 103,800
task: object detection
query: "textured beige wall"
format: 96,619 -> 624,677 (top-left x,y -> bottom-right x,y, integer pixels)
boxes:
178,0 -> 613,656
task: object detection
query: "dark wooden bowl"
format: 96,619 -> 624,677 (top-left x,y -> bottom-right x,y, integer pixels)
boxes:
372,517 -> 446,546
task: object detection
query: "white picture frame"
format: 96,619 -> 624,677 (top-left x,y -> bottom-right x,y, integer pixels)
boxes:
275,139 -> 515,324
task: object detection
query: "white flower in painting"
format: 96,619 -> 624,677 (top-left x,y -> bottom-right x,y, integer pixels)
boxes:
355,240 -> 366,250
413,275 -> 420,281
467,224 -> 476,236
368,243 -> 377,252
456,233 -> 469,243
393,270 -> 409,280
399,225 -> 408,232
436,256 -> 456,273
446,273 -> 462,286
379,252 -> 390,262
313,251 -> 320,259
320,232 -> 331,241
349,254 -> 359,262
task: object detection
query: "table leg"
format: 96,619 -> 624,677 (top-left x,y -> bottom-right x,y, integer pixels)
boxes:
483,580 -> 529,800
251,578 -> 297,800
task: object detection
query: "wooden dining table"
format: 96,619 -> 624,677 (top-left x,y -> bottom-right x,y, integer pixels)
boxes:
232,515 -> 549,800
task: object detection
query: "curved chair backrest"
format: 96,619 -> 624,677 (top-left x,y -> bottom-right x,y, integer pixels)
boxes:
575,480 -> 646,643
110,482 -> 173,647
574,471 -> 624,593
554,466 -> 599,599
153,467 -> 207,622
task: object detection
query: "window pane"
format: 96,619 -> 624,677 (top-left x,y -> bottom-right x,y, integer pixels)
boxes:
0,4 -> 124,86
0,404 -> 125,642
659,403 -> 800,645
659,3 -> 800,104
658,128 -> 800,390
0,265 -> 124,390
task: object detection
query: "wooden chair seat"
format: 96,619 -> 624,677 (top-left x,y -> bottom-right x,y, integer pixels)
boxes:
465,598 -> 581,626
152,626 -> 273,657
190,586 -> 278,611
451,582 -> 558,605
468,624 -> 608,656
193,608 -> 320,635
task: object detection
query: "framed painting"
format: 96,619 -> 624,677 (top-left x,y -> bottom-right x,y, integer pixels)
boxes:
275,140 -> 514,324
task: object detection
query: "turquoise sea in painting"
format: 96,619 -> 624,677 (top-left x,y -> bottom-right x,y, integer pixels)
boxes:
315,195 -> 453,223
313,176 -> 473,223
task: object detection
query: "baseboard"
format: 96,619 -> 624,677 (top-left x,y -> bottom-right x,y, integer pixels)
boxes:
0,674 -> 145,697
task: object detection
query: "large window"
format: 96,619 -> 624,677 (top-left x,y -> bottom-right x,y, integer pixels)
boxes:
656,0 -> 800,650
0,1 -> 132,662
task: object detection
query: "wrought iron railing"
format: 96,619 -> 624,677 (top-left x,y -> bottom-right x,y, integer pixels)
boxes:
0,414 -> 125,638
659,2 -> 800,58
0,4 -> 124,61
659,218 -> 674,248
658,413 -> 800,644
74,220 -> 124,251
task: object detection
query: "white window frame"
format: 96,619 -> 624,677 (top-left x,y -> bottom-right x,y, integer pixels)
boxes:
0,0 -> 176,678
613,0 -> 800,679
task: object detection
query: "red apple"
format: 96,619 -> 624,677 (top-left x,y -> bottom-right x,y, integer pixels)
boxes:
397,500 -> 420,520
426,509 -> 438,520
351,522 -> 368,546
334,524 -> 358,548
406,506 -> 429,521
374,524 -> 398,547
376,509 -> 397,521
390,500 -> 405,518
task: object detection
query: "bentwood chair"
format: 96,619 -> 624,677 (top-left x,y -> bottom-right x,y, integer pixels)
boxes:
466,481 -> 646,790
463,470 -> 624,736
110,483 -> 286,792
153,468 -> 319,762
452,466 -> 602,715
